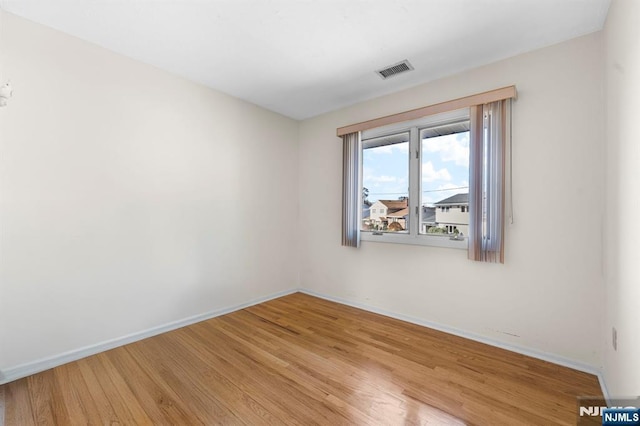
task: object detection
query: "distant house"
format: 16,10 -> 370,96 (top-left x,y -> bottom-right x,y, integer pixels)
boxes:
366,199 -> 408,230
433,193 -> 469,235
421,206 -> 436,233
363,196 -> 468,234
386,207 -> 409,230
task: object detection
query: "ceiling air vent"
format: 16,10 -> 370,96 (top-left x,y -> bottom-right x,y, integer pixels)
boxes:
375,60 -> 414,80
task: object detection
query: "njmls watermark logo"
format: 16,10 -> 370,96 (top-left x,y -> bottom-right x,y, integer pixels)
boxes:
578,397 -> 640,426
602,408 -> 640,425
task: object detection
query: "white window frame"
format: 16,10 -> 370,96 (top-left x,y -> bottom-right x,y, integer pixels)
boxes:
360,108 -> 469,249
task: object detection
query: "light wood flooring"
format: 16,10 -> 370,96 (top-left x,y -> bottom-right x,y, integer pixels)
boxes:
2,292 -> 603,425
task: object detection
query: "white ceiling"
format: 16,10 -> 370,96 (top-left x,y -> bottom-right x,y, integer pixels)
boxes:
0,0 -> 610,120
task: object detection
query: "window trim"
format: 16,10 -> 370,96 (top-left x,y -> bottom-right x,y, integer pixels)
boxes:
360,108 -> 470,249
337,85 -> 515,136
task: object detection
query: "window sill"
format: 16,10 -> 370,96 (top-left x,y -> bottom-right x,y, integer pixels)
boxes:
360,232 -> 468,249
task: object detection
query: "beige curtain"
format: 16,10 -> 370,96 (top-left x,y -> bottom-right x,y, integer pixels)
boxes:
341,132 -> 361,247
468,100 -> 509,263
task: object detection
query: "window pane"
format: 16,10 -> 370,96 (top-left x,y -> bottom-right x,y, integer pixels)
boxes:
361,132 -> 409,233
420,124 -> 470,237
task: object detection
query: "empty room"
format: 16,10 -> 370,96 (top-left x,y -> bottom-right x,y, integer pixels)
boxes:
0,0 -> 638,424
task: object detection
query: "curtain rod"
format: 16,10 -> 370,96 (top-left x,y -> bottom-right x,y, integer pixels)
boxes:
336,85 -> 516,137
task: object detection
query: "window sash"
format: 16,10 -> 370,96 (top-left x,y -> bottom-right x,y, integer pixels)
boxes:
360,110 -> 470,248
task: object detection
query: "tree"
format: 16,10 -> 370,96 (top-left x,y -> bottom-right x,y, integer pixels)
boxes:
427,226 -> 446,234
363,187 -> 372,206
388,222 -> 404,231
398,196 -> 408,201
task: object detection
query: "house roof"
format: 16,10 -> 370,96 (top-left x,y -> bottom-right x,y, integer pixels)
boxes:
434,193 -> 469,206
387,207 -> 409,218
378,200 -> 408,211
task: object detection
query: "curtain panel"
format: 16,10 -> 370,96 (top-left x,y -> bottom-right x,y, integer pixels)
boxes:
468,99 -> 509,263
341,132 -> 361,247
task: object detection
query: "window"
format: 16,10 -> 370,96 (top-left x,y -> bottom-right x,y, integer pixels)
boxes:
341,86 -> 513,260
360,109 -> 470,247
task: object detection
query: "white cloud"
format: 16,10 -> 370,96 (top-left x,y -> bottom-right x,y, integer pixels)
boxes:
422,161 -> 451,182
422,133 -> 469,167
368,175 -> 397,183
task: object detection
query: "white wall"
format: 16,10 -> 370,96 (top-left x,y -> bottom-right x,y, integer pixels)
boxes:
0,11 -> 299,373
299,33 -> 605,368
602,0 -> 640,398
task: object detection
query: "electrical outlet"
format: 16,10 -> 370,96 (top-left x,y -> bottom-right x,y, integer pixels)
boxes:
612,327 -> 617,351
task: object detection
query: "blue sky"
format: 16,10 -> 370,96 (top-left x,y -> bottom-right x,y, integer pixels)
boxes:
363,132 -> 469,206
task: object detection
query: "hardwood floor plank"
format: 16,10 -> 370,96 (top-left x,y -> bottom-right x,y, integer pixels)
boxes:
216,314 -> 406,425
152,331 -> 291,425
76,357 -> 128,424
5,378 -> 36,426
54,362 -> 106,425
187,322 -> 351,425
216,313 -> 389,423
106,344 -> 197,424
26,369 -> 71,425
125,338 -> 241,425
170,328 -> 305,426
3,292 -> 603,425
93,352 -> 155,424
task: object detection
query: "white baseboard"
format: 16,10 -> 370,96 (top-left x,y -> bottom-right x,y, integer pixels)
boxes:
597,372 -> 612,405
299,288 -> 609,394
0,288 -> 298,385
